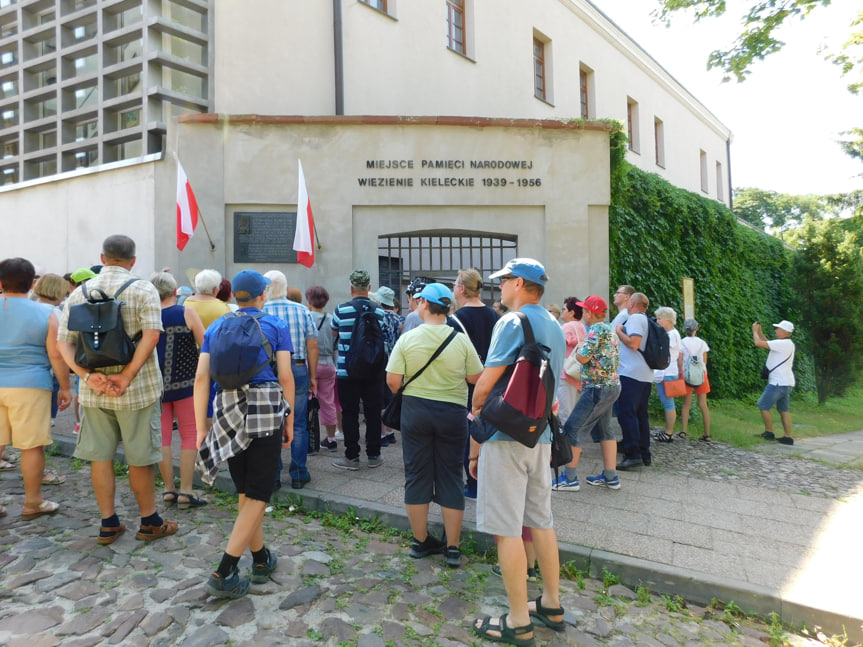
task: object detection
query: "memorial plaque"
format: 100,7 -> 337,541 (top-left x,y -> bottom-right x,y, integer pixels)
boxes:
233,211 -> 298,263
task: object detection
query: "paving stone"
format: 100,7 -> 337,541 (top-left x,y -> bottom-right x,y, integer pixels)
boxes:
55,607 -> 111,636
174,624 -> 229,647
278,584 -> 321,610
102,609 -> 147,643
139,610 -> 173,636
214,597 -> 254,628
0,606 -> 65,634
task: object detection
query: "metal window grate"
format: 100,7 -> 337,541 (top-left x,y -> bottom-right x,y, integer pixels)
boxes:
378,230 -> 517,311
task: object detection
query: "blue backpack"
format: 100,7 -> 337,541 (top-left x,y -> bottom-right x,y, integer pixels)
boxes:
208,311 -> 274,389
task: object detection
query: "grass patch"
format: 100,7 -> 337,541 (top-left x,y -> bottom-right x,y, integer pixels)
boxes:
652,385 -> 863,451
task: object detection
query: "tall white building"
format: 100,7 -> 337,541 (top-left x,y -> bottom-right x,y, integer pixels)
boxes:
0,0 -> 732,305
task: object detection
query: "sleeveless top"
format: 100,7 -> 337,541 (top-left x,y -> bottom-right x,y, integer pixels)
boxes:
156,305 -> 199,402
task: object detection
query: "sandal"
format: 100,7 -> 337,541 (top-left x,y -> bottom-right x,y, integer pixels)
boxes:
97,523 -> 126,545
474,615 -> 535,646
0,460 -> 15,471
162,491 -> 178,504
651,432 -> 673,443
1,452 -> 18,463
177,493 -> 208,509
41,470 -> 66,485
675,432 -> 688,439
21,500 -> 60,520
528,595 -> 566,631
0,504 -> 6,518
135,520 -> 179,541
700,435 -> 712,443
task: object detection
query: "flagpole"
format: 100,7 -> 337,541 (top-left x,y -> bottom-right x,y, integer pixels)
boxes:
197,210 -> 217,251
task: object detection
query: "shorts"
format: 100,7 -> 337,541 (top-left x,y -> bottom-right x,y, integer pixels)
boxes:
476,440 -> 553,537
0,388 -> 52,450
564,384 -> 620,447
757,384 -> 792,413
685,374 -> 711,396
656,377 -> 677,411
74,400 -> 162,466
227,431 -> 282,503
400,396 -> 467,510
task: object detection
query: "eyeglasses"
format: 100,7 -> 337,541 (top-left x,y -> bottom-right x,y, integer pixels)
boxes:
614,291 -> 627,296
499,276 -> 517,283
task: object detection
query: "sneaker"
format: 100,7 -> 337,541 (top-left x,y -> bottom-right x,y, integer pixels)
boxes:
320,439 -> 338,452
586,473 -> 621,489
250,548 -> 278,583
73,422 -> 80,434
367,456 -> 383,469
445,545 -> 461,568
552,473 -> 580,491
642,452 -> 652,466
409,534 -> 445,559
760,430 -> 776,440
778,436 -> 794,445
381,433 -> 396,447
464,484 -> 477,500
334,429 -> 344,440
206,567 -> 249,599
332,457 -> 360,471
527,567 -> 539,582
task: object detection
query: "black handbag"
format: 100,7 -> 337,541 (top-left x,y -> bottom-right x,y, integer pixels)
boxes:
307,396 -> 321,454
382,330 -> 458,430
549,413 -> 572,469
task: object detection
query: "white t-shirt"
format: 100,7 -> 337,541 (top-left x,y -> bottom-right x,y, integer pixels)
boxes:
765,338 -> 795,387
681,336 -> 709,364
659,327 -> 682,379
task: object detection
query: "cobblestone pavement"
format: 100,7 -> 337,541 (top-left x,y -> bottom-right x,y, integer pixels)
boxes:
0,453 -> 853,647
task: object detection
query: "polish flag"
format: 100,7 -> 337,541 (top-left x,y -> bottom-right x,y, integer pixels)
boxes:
293,159 -> 315,268
176,159 -> 199,251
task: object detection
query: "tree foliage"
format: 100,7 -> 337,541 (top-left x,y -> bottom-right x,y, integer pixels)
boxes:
787,218 -> 863,402
656,1 -> 863,92
609,163 -> 810,398
733,187 -> 827,234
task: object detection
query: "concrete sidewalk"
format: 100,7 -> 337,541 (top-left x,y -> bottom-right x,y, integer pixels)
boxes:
49,409 -> 863,641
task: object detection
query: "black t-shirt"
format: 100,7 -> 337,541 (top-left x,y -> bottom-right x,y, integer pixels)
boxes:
453,305 -> 500,363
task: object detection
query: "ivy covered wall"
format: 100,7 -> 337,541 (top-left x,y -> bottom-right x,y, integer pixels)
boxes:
608,163 -> 813,398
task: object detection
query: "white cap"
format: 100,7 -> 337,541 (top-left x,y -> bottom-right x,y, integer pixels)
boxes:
773,320 -> 795,334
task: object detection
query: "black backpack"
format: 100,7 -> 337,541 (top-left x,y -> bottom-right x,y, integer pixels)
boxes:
640,316 -> 671,370
67,279 -> 141,369
208,311 -> 275,389
345,299 -> 387,379
476,312 -> 556,448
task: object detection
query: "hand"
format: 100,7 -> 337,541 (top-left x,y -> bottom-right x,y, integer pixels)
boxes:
105,373 -> 132,397
196,429 -> 209,450
85,372 -> 110,396
752,321 -> 762,331
57,389 -> 73,411
309,377 -> 318,395
468,458 -> 479,480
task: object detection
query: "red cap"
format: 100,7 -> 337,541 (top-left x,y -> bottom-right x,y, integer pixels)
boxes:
576,295 -> 608,316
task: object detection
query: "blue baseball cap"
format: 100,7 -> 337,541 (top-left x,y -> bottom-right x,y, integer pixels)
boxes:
489,258 -> 549,286
232,269 -> 270,302
417,283 -> 453,307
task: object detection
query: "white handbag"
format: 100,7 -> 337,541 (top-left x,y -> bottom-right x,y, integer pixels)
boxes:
563,348 -> 581,378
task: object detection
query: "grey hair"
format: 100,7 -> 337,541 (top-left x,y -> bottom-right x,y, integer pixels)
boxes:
654,306 -> 677,326
150,272 -> 177,300
194,269 -> 222,294
264,270 -> 288,299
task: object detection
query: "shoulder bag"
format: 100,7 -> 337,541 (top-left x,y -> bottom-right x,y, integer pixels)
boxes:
381,329 -> 459,430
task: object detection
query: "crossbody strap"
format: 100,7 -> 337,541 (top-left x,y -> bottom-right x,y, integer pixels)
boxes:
397,329 -> 459,394
766,353 -> 792,374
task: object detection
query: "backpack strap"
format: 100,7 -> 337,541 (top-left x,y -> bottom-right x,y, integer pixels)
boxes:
113,278 -> 140,300
515,311 -> 537,345
316,312 -> 327,331
397,329 -> 459,394
246,311 -> 275,368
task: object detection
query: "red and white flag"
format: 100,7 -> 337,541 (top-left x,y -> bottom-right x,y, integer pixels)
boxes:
176,159 -> 199,251
293,159 -> 315,268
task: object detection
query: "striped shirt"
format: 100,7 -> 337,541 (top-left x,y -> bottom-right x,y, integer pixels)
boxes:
330,297 -> 386,378
263,298 -> 316,361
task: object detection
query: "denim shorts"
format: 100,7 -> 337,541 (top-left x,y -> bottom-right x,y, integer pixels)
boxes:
563,383 -> 621,447
757,384 -> 792,413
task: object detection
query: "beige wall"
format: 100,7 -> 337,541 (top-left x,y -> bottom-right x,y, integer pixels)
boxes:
213,0 -> 731,205
167,117 -> 611,307
0,162 -> 159,276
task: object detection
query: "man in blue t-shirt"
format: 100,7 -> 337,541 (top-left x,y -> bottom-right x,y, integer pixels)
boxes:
468,258 -> 566,645
194,270 -> 295,600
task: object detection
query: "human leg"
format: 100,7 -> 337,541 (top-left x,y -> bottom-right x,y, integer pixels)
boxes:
361,373 -> 384,459
681,393 -> 693,436
698,393 -> 711,438
158,400 -> 176,496
21,446 -> 47,509
634,380 -> 652,458
616,376 -> 641,460
289,363 -> 310,484
128,464 -> 157,518
336,379 -> 361,460
90,460 -> 117,518
529,526 -> 563,626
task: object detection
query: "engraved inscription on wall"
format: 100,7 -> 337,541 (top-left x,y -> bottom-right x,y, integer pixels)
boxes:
233,212 -> 298,263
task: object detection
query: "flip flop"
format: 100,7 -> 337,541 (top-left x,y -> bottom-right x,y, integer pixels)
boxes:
21,500 -> 60,520
41,470 -> 66,485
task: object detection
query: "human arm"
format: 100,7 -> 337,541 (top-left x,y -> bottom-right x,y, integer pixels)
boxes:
616,326 -> 642,351
386,372 -> 403,394
46,312 -> 71,410
193,352 -> 211,449
184,306 -> 205,348
306,337 -> 319,394
467,435 -> 482,479
276,350 -> 295,448
104,329 -> 160,397
57,340 -> 111,396
470,365 -> 507,416
752,322 -> 769,349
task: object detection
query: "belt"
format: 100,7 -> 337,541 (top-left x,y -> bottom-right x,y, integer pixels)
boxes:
293,359 -> 306,365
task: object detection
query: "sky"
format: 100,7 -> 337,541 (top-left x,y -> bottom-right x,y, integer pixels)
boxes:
595,0 -> 862,197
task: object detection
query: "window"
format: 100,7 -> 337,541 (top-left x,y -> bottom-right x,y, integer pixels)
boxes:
654,117 -> 665,168
716,161 -> 724,201
579,64 -> 594,119
447,0 -> 465,55
700,150 -> 708,193
626,98 -> 639,153
533,38 -> 546,101
360,0 -> 387,12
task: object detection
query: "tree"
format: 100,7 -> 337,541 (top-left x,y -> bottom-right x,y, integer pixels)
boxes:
789,217 -> 863,403
733,187 -> 827,235
656,1 -> 863,92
